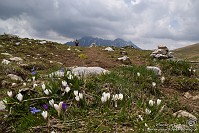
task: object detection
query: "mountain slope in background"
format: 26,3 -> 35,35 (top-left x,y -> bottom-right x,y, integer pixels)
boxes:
66,36 -> 140,49
173,43 -> 199,61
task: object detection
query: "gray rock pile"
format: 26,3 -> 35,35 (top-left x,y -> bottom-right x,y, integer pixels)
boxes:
150,45 -> 173,59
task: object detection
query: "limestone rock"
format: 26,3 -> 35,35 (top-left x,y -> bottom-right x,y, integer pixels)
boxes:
72,67 -> 109,78
173,110 -> 197,120
7,74 -> 23,81
0,101 -> 6,111
150,45 -> 173,59
2,59 -> 10,65
120,51 -> 128,55
105,47 -> 114,52
9,57 -> 23,62
89,43 -> 97,48
1,53 -> 12,56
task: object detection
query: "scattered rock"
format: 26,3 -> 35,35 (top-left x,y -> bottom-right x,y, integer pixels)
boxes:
7,74 -> 23,81
1,53 -> 12,56
146,66 -> 162,75
72,67 -> 109,78
40,41 -> 47,44
89,43 -> 97,48
104,47 -> 114,52
173,110 -> 197,120
2,59 -> 10,65
150,45 -> 174,59
15,42 -> 20,45
9,57 -> 23,62
67,47 -> 71,51
120,51 -> 128,55
118,56 -> 129,61
184,92 -> 199,100
0,45 -> 3,47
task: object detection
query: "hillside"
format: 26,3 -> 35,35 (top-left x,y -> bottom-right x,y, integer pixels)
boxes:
66,36 -> 140,49
0,34 -> 198,132
173,43 -> 199,61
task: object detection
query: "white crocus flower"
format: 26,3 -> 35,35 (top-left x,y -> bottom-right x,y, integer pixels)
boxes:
112,94 -> 119,107
54,102 -> 63,117
49,99 -> 54,107
7,91 -> 13,97
41,111 -> 48,119
33,83 -> 38,88
44,89 -> 51,95
138,115 -> 143,121
101,92 -> 111,103
32,76 -> 35,81
65,86 -> 70,93
118,93 -> 123,100
16,93 -> 23,102
137,72 -> 140,77
42,84 -> 46,90
149,100 -> 154,106
157,99 -> 161,106
152,82 -> 156,87
145,108 -> 151,114
75,96 -> 80,101
161,76 -> 165,83
23,83 -> 26,86
62,81 -> 68,87
74,90 -> 78,96
79,93 -> 83,99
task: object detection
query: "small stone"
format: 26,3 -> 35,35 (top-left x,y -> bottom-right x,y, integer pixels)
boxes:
0,101 -> 6,111
184,92 -> 192,99
173,110 -> 197,120
7,74 -> 23,81
9,57 -> 23,61
1,53 -> 12,56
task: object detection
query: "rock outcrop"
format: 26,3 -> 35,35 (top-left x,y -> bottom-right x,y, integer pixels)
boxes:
150,45 -> 174,59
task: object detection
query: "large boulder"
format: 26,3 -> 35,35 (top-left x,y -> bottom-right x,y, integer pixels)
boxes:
72,67 -> 109,78
146,66 -> 162,76
173,110 -> 197,120
104,47 -> 114,52
7,74 -> 23,81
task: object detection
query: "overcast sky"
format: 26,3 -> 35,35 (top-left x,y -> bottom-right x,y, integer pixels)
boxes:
0,0 -> 198,49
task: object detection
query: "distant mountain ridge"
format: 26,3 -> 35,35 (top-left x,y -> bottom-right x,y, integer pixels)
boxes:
66,36 -> 140,49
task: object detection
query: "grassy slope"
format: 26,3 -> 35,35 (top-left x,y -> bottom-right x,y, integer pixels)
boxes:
173,43 -> 199,61
0,35 -> 198,132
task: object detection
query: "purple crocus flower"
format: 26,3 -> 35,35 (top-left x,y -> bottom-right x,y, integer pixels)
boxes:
42,104 -> 48,110
30,107 -> 41,114
62,102 -> 67,111
31,67 -> 35,72
31,71 -> 37,75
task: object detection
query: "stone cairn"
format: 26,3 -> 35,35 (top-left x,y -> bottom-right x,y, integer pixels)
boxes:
150,45 -> 174,59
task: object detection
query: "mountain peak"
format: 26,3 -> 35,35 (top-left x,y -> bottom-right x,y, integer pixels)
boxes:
66,36 -> 140,49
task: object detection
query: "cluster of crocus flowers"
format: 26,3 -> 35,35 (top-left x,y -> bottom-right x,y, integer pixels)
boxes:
112,93 -> 123,107
61,81 -> 71,95
146,99 -> 162,114
54,101 -> 67,117
101,92 -> 110,103
41,83 -> 51,95
74,90 -> 83,101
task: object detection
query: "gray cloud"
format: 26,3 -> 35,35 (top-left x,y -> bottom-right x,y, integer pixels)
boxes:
0,0 -> 198,49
